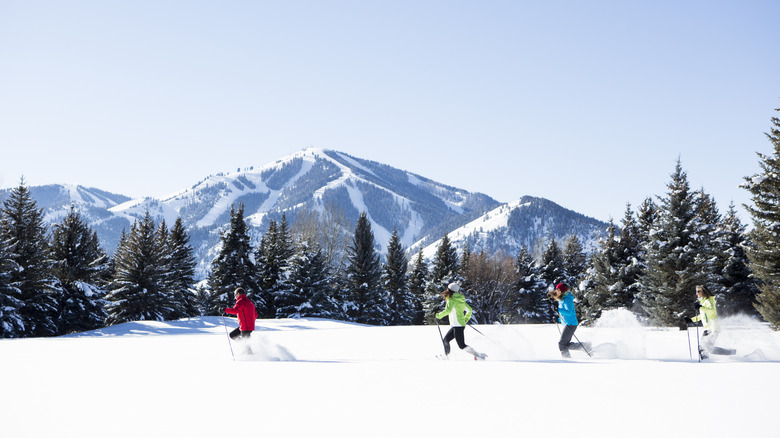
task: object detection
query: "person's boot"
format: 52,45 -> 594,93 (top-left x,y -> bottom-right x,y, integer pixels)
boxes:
560,349 -> 571,358
464,346 -> 487,360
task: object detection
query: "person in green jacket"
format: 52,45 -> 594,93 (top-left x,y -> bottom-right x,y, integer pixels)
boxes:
435,282 -> 486,360
686,285 -> 735,360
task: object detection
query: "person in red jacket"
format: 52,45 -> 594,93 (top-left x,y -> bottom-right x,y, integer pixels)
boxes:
224,287 -> 257,341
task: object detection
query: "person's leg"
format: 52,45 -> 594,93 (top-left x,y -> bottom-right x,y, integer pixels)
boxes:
699,330 -> 716,359
453,327 -> 467,350
442,328 -> 455,355
559,325 -> 576,357
229,327 -> 242,340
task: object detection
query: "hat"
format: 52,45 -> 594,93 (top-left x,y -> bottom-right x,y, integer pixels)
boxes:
447,282 -> 460,292
555,283 -> 569,292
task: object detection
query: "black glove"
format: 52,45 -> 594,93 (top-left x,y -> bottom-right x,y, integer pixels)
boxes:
693,302 -> 701,309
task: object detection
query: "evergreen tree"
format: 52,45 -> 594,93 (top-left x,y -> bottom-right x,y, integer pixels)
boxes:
208,204 -> 262,316
406,247 -> 428,325
562,234 -> 587,287
580,206 -> 644,325
281,242 -> 340,319
0,180 -> 59,337
510,245 -> 547,323
743,105 -> 780,327
718,203 -> 759,317
105,211 -> 175,325
637,160 -> 710,326
579,219 -> 621,326
422,234 -> 460,324
166,218 -> 198,319
382,227 -> 416,325
636,197 -> 658,248
257,216 -> 294,319
537,237 -> 565,322
344,212 -> 389,325
0,233 -> 24,337
50,206 -> 109,333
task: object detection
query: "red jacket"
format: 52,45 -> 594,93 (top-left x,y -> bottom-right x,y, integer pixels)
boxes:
225,294 -> 257,331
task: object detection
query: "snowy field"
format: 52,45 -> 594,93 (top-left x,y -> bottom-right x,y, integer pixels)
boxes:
2,309 -> 779,438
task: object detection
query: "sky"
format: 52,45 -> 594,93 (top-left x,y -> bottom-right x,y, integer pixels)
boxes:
1,1 -> 779,223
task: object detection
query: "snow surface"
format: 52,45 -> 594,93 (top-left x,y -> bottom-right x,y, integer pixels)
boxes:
2,309 -> 779,438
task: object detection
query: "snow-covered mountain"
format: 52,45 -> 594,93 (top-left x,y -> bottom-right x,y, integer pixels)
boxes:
415,196 -> 608,260
0,148 -> 608,278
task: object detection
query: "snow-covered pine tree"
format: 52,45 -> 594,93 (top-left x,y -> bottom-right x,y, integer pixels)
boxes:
207,204 -> 263,317
743,105 -> 780,328
635,197 -> 658,247
281,241 -> 340,319
50,205 -> 109,334
344,212 -> 389,325
637,160 -> 711,327
0,231 -> 24,337
105,211 -> 175,325
579,219 -> 621,326
581,205 -> 645,325
406,247 -> 428,325
257,216 -> 294,319
717,203 -> 759,317
538,237 -> 565,323
562,234 -> 587,288
693,189 -> 727,296
166,218 -> 198,319
382,227 -> 416,325
422,234 -> 460,324
510,245 -> 547,323
0,180 -> 59,337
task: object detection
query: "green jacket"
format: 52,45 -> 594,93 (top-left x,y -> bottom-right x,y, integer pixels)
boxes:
436,293 -> 473,327
691,296 -> 719,331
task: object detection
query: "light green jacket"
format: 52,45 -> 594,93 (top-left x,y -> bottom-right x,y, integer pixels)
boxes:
691,296 -> 719,331
436,293 -> 473,327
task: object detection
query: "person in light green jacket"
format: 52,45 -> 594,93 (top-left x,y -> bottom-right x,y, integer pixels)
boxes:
435,282 -> 486,360
686,285 -> 735,360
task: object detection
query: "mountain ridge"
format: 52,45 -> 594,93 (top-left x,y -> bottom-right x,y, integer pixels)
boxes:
0,148 -> 608,278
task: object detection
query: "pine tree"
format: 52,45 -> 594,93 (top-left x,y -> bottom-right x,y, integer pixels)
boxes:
257,216 -> 294,319
382,227 -> 415,325
105,211 -> 175,325
344,212 -> 389,325
50,205 -> 109,334
0,180 -> 59,336
743,105 -> 780,327
281,242 -> 340,319
207,204 -> 262,316
637,160 -> 710,326
422,234 -> 460,324
0,233 -> 24,337
406,248 -> 428,325
562,234 -> 587,287
510,245 -> 547,323
537,237 -> 565,322
718,203 -> 759,317
580,206 -> 644,325
579,219 -> 621,326
166,218 -> 198,319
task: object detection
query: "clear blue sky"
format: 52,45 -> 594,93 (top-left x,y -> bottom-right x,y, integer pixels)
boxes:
1,1 -> 778,223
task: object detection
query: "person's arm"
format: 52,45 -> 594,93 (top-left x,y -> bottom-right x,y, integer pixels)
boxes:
436,299 -> 454,319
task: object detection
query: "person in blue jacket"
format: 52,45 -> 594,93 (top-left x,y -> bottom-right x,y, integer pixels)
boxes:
548,282 -> 589,358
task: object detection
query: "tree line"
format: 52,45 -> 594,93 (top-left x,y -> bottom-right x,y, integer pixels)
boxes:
3,108 -> 780,337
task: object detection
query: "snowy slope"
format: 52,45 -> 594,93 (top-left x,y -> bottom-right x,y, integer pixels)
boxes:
2,311 -> 779,438
416,195 -> 608,259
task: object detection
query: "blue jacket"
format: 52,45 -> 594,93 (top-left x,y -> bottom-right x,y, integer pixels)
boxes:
558,292 -> 578,326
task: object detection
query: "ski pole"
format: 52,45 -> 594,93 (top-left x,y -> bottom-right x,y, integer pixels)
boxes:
222,316 -> 235,360
572,332 -> 592,358
468,322 -> 513,355
686,327 -> 693,361
434,318 -> 448,355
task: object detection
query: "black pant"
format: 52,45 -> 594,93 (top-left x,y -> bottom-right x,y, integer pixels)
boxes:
444,326 -> 467,351
559,325 -> 578,353
229,328 -> 252,340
